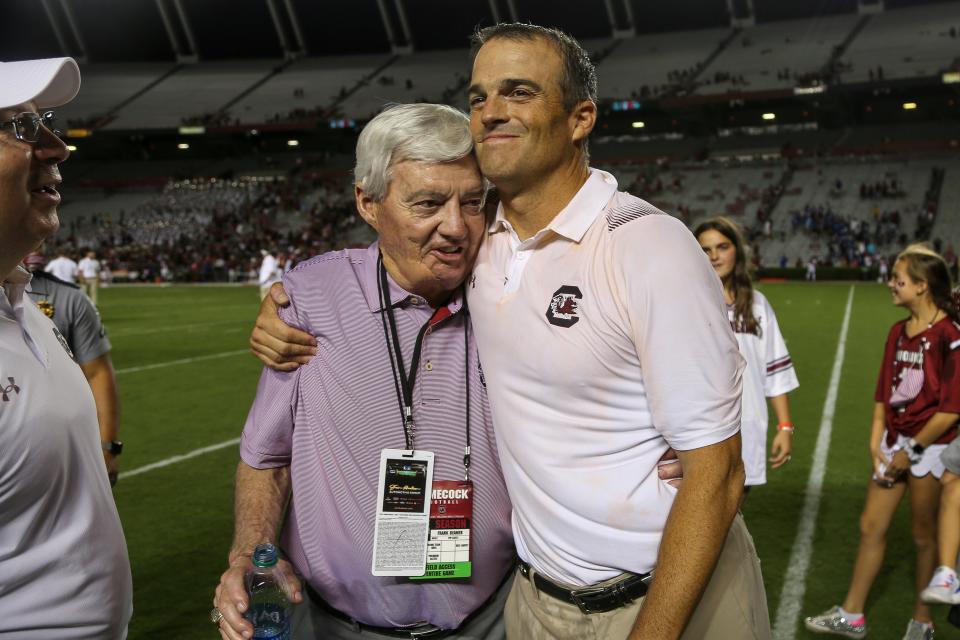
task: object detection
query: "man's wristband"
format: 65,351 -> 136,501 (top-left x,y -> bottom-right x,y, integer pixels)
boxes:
777,422 -> 794,433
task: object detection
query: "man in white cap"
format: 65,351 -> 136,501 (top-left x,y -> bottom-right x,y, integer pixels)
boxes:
0,57 -> 132,638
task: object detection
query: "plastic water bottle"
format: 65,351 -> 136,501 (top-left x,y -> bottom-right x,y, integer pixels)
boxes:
244,544 -> 291,640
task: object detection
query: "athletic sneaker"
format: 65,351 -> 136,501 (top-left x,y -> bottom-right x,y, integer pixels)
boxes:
804,606 -> 867,638
902,619 -> 935,640
921,566 -> 960,604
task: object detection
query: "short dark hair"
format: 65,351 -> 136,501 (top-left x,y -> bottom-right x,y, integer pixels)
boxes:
470,23 -> 598,112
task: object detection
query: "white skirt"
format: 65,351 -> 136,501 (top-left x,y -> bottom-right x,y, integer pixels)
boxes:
880,433 -> 947,479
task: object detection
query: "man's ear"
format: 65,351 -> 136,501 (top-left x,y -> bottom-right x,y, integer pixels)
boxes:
355,184 -> 379,231
570,99 -> 597,146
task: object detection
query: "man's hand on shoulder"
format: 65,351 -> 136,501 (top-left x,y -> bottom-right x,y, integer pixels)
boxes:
250,282 -> 317,372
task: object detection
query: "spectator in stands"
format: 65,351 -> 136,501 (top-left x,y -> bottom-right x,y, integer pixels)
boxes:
77,249 -> 100,305
807,244 -> 960,640
879,255 -> 890,283
0,55 -> 131,637
45,246 -> 77,282
696,217 -> 798,502
25,251 -> 122,485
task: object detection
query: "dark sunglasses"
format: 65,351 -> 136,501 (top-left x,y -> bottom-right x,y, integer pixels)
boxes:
0,111 -> 61,145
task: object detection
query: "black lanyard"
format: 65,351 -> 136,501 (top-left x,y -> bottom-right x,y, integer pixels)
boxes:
376,252 -> 472,479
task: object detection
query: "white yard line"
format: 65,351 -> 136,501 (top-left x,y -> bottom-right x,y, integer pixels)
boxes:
118,438 -> 241,480
772,286 -> 855,639
115,349 -> 249,374
109,319 -> 245,338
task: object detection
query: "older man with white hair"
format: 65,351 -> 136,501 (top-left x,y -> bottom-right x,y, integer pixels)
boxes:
0,57 -> 132,638
213,103 -> 515,640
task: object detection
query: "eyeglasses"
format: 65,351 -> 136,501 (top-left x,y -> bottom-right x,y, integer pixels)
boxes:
0,111 -> 61,145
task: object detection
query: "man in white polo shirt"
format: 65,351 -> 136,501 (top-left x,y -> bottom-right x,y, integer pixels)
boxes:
45,247 -> 78,282
77,249 -> 101,304
0,57 -> 132,638
252,24 -> 768,640
462,24 -> 767,640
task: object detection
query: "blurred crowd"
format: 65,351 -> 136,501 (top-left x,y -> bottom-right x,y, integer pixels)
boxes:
49,170 -> 364,283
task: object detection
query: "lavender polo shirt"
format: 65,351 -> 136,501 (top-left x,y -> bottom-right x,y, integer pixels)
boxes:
240,243 -> 514,630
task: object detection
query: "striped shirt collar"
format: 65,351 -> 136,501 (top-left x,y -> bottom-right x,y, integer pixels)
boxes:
360,242 -> 465,316
488,168 -> 619,243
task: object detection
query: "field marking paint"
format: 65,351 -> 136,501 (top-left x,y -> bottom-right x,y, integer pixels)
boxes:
116,349 -> 249,374
110,319 -> 246,338
119,438 -> 241,480
772,286 -> 855,639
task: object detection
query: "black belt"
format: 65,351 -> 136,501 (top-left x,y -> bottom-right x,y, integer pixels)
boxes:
304,565 -> 513,639
518,560 -> 653,614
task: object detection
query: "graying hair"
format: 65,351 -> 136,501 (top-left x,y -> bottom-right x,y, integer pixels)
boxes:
354,103 -> 475,202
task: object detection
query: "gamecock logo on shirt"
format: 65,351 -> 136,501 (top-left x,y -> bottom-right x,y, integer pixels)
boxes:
546,285 -> 583,328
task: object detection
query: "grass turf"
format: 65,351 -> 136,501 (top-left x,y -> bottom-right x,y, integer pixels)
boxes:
98,282 -> 960,639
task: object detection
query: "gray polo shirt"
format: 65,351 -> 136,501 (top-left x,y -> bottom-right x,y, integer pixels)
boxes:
25,271 -> 110,364
0,267 -> 132,638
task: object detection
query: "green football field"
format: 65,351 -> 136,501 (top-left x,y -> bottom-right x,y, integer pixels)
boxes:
101,282 -> 960,639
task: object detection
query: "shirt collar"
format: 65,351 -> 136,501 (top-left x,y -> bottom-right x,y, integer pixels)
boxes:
360,242 -> 465,316
2,265 -> 32,304
488,168 -> 619,243
1,265 -> 32,323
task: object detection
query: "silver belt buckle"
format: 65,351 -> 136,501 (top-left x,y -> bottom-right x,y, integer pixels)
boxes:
408,624 -> 442,638
569,585 -> 608,614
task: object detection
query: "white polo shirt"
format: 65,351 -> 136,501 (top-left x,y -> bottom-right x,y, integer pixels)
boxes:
0,266 -> 132,638
45,255 -> 78,283
468,169 -> 744,586
77,256 -> 100,280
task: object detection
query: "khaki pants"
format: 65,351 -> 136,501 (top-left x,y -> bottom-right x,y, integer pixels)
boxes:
82,278 -> 98,306
504,514 -> 770,640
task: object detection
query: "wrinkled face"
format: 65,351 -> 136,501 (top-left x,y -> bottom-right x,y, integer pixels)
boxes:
0,101 -> 69,262
357,156 -> 486,303
468,37 -> 582,187
698,228 -> 737,282
888,259 -> 926,308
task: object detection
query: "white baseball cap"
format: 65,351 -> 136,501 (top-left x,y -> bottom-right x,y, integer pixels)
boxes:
0,57 -> 80,110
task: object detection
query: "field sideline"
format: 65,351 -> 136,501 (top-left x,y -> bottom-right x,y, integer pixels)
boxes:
102,283 -> 960,639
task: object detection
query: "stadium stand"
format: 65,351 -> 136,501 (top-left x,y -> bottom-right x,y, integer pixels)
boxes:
53,172 -> 363,282
25,0 -> 959,281
697,14 -> 859,94
230,55 -> 393,124
840,3 -> 960,83
57,63 -> 175,128
595,28 -> 731,99
338,50 -> 471,120
112,60 -> 279,129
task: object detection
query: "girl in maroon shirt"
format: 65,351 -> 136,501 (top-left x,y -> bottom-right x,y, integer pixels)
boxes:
806,245 -> 960,639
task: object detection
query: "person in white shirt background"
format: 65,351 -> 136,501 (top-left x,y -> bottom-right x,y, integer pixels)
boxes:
44,246 -> 77,283
77,249 -> 100,305
695,216 -> 800,501
258,248 -> 281,299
